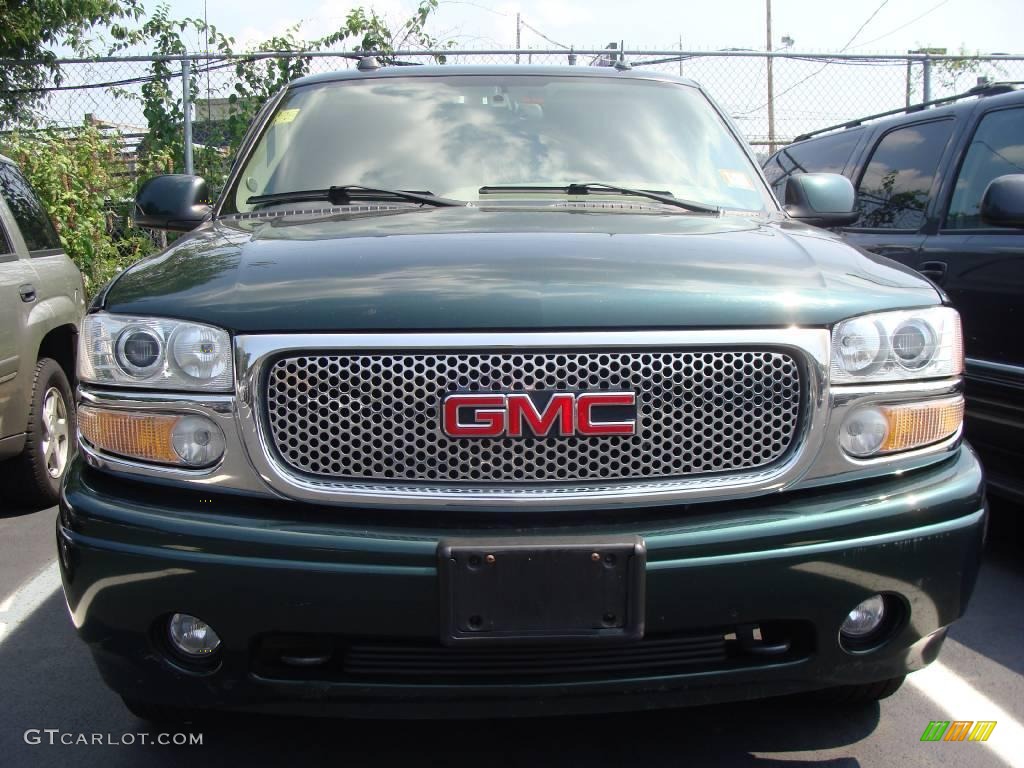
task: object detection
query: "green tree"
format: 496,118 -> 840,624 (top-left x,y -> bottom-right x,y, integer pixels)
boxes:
110,1 -> 448,191
0,0 -> 143,127
1,126 -> 169,293
909,45 -> 1007,101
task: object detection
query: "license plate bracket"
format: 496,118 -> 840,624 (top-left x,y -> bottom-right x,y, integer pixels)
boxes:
438,536 -> 645,645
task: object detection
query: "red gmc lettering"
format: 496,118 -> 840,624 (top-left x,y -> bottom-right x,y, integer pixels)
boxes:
506,393 -> 575,437
443,394 -> 506,437
442,392 -> 636,438
576,392 -> 637,435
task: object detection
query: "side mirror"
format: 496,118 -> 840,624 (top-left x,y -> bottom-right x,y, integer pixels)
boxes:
981,174 -> 1024,228
784,173 -> 859,228
134,174 -> 212,232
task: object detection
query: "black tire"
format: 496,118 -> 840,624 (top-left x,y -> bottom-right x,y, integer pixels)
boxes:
121,697 -> 202,724
815,675 -> 906,705
2,358 -> 76,509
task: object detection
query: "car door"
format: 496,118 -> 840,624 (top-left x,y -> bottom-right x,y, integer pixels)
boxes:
840,118 -> 958,264
0,161 -> 67,448
0,192 -> 30,442
916,103 -> 1024,496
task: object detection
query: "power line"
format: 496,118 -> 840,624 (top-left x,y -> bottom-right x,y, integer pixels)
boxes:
736,0 -> 891,116
849,0 -> 951,50
839,0 -> 891,51
0,59 -> 238,96
518,19 -> 570,50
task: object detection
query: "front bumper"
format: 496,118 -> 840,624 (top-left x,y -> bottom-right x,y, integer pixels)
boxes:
57,447 -> 985,718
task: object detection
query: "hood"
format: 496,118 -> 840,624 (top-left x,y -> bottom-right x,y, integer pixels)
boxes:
101,206 -> 939,332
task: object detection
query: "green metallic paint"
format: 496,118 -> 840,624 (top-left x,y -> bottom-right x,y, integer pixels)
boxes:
57,447 -> 985,717
99,207 -> 940,333
60,447 -> 982,571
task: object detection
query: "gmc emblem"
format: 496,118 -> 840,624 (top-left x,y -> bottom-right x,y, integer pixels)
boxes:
442,391 -> 637,438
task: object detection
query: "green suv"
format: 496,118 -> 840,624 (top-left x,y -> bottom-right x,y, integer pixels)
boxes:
59,66 -> 985,721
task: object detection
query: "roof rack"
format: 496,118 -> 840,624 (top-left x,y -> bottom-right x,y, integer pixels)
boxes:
792,81 -> 1023,143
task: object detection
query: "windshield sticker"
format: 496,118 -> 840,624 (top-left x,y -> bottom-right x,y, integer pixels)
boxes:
273,108 -> 300,126
718,169 -> 755,190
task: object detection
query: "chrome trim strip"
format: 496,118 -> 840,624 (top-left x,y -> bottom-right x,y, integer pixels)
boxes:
966,357 -> 1024,379
234,330 -> 832,510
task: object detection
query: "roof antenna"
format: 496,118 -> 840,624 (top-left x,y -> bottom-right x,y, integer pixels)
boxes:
613,40 -> 631,70
357,55 -> 381,72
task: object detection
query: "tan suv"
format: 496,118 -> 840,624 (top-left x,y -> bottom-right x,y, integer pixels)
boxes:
0,154 -> 85,507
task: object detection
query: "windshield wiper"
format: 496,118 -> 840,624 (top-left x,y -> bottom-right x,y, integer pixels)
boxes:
247,185 -> 465,208
478,182 -> 721,215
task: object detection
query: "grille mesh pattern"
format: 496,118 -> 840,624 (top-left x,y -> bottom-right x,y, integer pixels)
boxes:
264,351 -> 801,483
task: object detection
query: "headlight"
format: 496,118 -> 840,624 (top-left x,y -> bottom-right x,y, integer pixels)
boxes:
79,313 -> 233,391
831,307 -> 962,383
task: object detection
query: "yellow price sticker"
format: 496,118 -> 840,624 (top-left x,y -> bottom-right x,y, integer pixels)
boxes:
272,108 -> 300,126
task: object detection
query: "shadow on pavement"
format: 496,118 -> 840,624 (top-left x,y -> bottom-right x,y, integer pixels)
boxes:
0,590 -> 873,768
0,503 -> 48,519
945,497 -> 1024,680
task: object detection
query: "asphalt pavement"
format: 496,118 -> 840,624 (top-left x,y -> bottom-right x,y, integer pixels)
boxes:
1,497 -> 1021,768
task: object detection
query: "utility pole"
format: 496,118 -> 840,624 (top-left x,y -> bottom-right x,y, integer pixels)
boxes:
765,0 -> 776,156
515,13 -> 521,64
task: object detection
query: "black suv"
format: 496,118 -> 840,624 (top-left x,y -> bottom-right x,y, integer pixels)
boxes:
765,85 -> 1024,501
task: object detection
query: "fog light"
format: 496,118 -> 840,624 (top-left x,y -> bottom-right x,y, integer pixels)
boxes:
168,613 -> 221,658
840,595 -> 886,638
839,407 -> 889,457
171,414 -> 226,466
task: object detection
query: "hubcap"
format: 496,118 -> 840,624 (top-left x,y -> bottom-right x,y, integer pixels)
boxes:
41,387 -> 69,479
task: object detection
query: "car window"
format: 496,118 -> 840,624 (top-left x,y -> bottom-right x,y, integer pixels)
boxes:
0,222 -> 11,255
0,162 -> 61,252
229,75 -> 775,214
946,107 -> 1024,229
763,129 -> 862,200
853,120 -> 954,230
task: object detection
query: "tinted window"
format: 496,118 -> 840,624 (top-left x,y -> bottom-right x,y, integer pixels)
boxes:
0,223 -> 10,255
763,129 -> 862,199
0,163 -> 61,252
853,120 -> 953,230
946,107 -> 1024,229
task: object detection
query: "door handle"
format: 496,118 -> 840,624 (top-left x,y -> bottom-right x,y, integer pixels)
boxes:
18,283 -> 36,303
917,261 -> 947,284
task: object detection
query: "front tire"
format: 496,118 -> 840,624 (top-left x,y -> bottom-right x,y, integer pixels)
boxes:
3,358 -> 75,508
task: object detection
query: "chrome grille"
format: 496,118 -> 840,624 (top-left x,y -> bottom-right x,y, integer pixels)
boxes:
264,350 -> 802,484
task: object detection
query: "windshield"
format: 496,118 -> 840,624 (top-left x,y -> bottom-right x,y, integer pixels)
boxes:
226,74 -> 773,214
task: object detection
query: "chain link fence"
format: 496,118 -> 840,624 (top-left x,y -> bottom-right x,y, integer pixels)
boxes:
4,48 -> 1021,163
1,47 -> 1020,295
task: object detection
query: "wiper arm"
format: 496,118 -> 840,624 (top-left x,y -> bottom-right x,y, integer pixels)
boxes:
247,185 -> 465,208
478,182 -> 721,215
